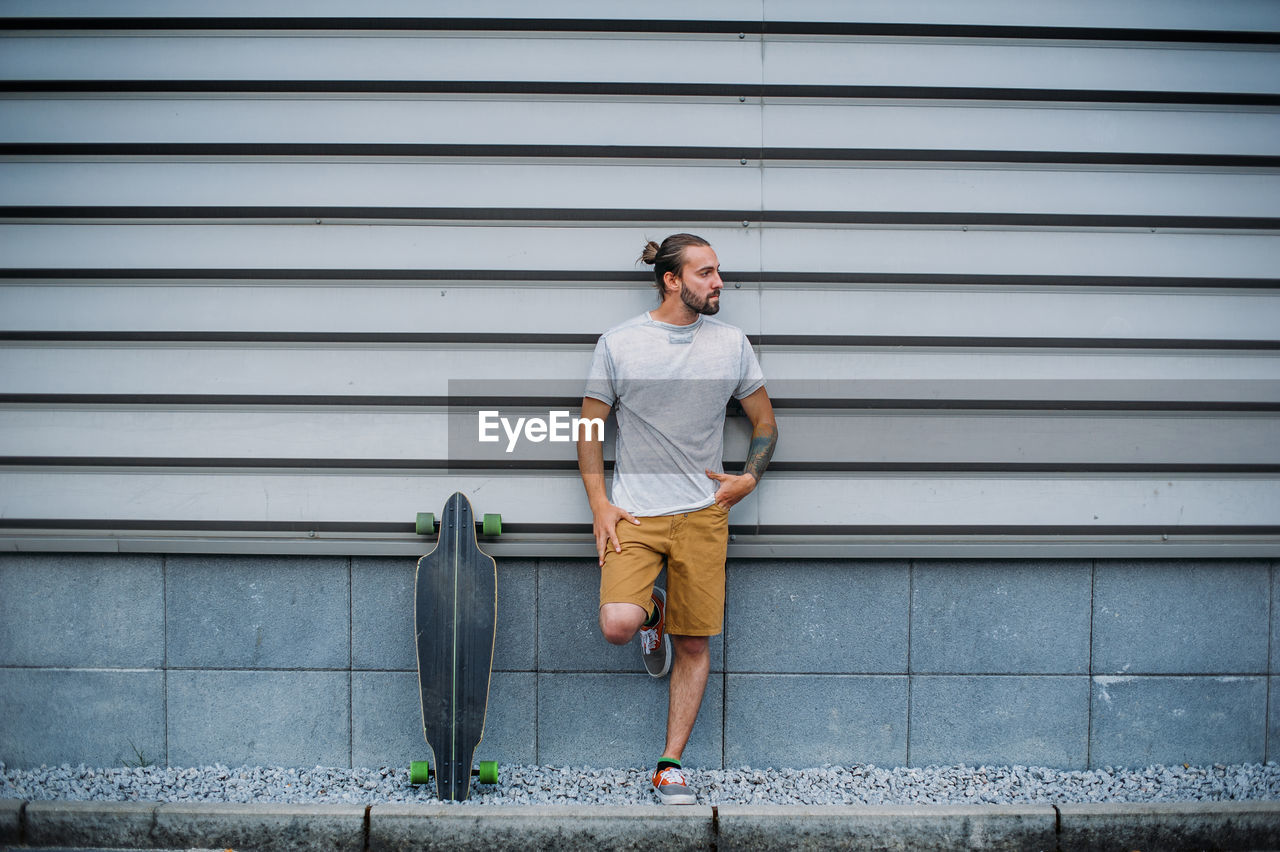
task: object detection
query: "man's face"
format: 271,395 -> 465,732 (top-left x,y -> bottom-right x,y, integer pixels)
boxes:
670,245 -> 723,316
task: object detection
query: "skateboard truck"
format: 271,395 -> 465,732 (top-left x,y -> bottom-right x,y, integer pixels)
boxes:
416,511 -> 502,537
410,759 -> 499,785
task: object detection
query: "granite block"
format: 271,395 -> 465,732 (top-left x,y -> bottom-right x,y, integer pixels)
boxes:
167,669 -> 350,767
24,801 -> 157,849
0,553 -> 164,668
28,800 -> 360,852
726,560 -> 908,674
538,559 -> 724,674
717,804 -> 1058,852
352,670 -> 536,768
1270,676 -> 1279,764
538,672 -> 723,768
352,556 -> 416,671
352,557 -> 536,672
0,668 -> 164,768
154,802 -> 366,852
0,798 -> 20,844
166,555 -> 350,669
1090,675 -> 1267,767
369,804 -> 714,852
725,675 -> 907,769
911,560 -> 1091,675
909,676 -> 1089,768
1057,802 -> 1280,852
1272,562 -> 1278,675
1093,560 -> 1270,675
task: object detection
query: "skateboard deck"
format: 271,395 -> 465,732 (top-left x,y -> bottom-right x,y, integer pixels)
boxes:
414,492 -> 498,801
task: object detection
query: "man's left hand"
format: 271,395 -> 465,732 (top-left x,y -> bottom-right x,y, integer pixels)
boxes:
705,469 -> 757,509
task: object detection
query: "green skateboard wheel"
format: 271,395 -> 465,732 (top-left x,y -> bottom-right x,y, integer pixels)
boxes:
478,761 -> 499,784
415,512 -> 436,536
409,760 -> 431,785
481,513 -> 502,536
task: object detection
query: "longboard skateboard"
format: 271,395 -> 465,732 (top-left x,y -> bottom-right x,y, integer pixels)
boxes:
409,492 -> 502,801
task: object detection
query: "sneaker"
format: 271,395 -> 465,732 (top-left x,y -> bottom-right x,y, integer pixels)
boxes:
639,588 -> 672,678
652,765 -> 697,805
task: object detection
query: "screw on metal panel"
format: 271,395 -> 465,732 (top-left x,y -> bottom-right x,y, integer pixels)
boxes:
739,33 -> 746,39
735,282 -> 741,289
739,95 -> 746,102
741,158 -> 748,165
742,220 -> 750,228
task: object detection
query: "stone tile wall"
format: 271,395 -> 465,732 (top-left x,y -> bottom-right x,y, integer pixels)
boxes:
0,554 -> 1274,769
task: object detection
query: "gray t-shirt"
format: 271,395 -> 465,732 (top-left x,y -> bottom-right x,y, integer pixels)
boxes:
584,311 -> 766,517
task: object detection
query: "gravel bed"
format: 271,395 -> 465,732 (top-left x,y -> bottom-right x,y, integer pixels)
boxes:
3,762 -> 1279,807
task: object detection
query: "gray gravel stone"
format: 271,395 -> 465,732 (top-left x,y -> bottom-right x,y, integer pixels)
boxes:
2,761 -> 1278,808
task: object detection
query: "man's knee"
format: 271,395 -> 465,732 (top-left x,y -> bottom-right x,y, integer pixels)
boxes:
599,603 -> 645,645
671,634 -> 710,657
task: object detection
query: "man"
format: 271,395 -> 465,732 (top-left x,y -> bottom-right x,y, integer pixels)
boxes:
576,233 -> 778,804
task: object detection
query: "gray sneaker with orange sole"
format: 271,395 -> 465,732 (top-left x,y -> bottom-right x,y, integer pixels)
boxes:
652,764 -> 697,805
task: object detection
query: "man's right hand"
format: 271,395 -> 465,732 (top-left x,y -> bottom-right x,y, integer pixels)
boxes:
592,502 -> 640,567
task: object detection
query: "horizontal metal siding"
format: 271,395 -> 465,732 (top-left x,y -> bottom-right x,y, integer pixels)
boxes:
1,9 -> 1277,557
5,99 -> 1279,162
6,283 -> 1280,342
5,346 -> 1280,391
5,35 -> 1278,94
1,226 -> 1276,280
4,471 -> 1277,531
1,0 -> 1279,33
3,409 -> 1278,468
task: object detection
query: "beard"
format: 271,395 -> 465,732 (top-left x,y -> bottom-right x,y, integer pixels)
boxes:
679,282 -> 720,316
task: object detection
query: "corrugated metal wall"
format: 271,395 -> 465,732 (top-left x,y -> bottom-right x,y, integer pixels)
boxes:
2,1 -> 1279,558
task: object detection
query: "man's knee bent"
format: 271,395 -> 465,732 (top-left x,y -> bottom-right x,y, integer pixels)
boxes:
599,602 -> 646,645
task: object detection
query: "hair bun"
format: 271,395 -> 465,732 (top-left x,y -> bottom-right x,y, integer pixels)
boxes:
639,240 -> 660,265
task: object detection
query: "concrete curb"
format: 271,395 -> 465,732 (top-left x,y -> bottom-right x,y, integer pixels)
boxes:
154,802 -> 366,852
370,804 -> 714,852
16,800 -> 366,852
23,800 -> 156,849
716,804 -> 1058,851
1057,801 -> 1280,851
4,798 -> 1279,851
0,799 -> 21,845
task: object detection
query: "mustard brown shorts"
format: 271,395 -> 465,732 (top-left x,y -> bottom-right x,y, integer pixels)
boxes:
599,502 -> 729,637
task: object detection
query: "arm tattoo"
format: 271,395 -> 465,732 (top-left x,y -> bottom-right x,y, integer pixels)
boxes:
743,422 -> 778,482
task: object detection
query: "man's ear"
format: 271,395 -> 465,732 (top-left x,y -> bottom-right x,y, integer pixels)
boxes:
662,270 -> 679,297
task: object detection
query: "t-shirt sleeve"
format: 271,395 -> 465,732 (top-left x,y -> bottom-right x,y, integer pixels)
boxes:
583,336 -> 616,405
733,332 -> 766,399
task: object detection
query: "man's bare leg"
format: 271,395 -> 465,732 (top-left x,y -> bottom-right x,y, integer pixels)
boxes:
599,606 -> 709,761
662,634 -> 710,761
